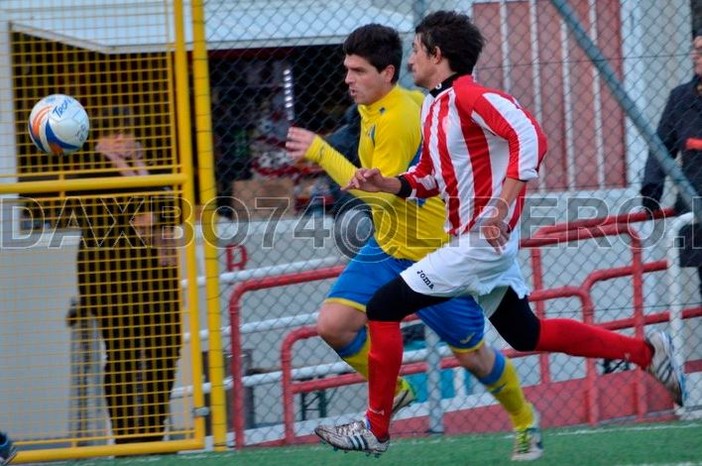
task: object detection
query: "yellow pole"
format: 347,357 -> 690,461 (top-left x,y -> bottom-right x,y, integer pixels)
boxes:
173,0 -> 206,445
0,174 -> 185,195
190,0 -> 229,451
17,440 -> 204,463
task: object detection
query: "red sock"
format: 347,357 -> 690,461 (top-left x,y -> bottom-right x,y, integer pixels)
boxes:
536,318 -> 653,368
366,321 -> 403,440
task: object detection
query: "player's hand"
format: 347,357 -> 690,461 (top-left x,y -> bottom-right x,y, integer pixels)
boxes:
474,215 -> 511,252
343,168 -> 386,192
285,127 -> 316,161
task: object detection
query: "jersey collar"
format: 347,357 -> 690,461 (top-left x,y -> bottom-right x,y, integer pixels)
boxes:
429,73 -> 470,97
361,85 -> 403,116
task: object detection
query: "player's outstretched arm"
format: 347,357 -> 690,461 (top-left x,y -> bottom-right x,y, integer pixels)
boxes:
343,168 -> 401,194
286,127 -> 401,206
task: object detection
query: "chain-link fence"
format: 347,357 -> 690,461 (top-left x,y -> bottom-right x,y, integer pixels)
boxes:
0,1 -> 207,462
202,0 -> 701,448
1,0 -> 701,461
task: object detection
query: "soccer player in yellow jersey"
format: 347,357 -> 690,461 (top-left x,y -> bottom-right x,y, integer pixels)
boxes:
286,24 -> 542,461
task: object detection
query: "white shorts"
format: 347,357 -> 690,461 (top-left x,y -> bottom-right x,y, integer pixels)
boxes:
400,229 -> 529,317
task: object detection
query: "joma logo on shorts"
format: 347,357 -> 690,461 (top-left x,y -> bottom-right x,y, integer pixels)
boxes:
416,270 -> 434,289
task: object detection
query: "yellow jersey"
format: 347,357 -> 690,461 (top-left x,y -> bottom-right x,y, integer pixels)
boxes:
305,85 -> 449,261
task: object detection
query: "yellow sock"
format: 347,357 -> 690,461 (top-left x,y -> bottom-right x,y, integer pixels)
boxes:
479,352 -> 534,431
337,326 -> 404,395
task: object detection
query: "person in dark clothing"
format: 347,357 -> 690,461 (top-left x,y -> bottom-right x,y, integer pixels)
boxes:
324,104 -> 370,219
0,431 -> 16,465
325,104 -> 361,167
71,108 -> 182,444
304,104 -> 373,257
641,30 -> 702,299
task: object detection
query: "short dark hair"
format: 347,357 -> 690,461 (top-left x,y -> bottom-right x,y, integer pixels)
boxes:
415,10 -> 485,75
343,24 -> 403,83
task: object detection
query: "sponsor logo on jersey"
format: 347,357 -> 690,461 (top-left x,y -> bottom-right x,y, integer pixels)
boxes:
416,270 -> 434,289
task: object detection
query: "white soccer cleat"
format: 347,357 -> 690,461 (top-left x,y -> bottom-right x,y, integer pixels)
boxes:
314,419 -> 389,457
391,378 -> 416,417
646,330 -> 686,406
511,407 -> 543,461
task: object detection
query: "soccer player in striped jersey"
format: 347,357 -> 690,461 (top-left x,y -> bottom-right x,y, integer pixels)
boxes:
319,10 -> 685,458
286,23 -> 542,461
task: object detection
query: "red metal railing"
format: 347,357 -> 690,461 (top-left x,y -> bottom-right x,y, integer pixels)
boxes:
524,208 -> 676,422
227,265 -> 345,449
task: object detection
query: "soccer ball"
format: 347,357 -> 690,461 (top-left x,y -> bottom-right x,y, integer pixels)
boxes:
28,94 -> 90,155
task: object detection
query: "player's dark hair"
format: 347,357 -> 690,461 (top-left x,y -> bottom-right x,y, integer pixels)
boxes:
343,24 -> 403,83
415,10 -> 485,75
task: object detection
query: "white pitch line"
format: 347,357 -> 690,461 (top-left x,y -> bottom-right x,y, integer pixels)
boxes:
550,422 -> 702,437
404,421 -> 702,441
616,463 -> 702,466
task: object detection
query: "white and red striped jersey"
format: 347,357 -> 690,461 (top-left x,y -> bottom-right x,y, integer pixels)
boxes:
401,75 -> 547,236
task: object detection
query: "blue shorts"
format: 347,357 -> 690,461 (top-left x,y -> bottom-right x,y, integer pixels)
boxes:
327,238 -> 485,351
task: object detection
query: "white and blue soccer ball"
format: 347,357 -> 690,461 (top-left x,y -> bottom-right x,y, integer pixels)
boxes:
28,94 -> 90,155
